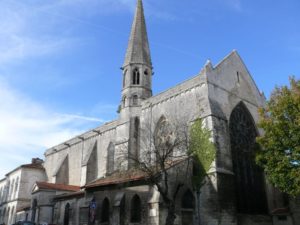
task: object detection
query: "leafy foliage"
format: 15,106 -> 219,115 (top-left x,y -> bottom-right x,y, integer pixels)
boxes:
256,77 -> 300,196
189,119 -> 216,189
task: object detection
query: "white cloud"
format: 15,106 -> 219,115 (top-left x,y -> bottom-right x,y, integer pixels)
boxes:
0,78 -> 104,178
0,0 -> 81,66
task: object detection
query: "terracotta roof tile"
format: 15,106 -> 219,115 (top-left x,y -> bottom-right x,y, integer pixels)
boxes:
36,182 -> 80,192
84,159 -> 188,189
22,163 -> 45,170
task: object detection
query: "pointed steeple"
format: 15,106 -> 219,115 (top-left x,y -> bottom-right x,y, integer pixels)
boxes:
119,0 -> 153,117
123,0 -> 152,68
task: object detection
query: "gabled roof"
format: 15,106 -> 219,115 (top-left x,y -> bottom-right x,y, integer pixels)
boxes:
35,182 -> 80,192
123,0 -> 152,68
5,162 -> 44,176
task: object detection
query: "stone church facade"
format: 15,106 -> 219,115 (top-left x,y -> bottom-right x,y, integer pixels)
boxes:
6,0 -> 300,225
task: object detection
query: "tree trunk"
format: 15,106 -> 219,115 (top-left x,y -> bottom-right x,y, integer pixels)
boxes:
165,202 -> 176,225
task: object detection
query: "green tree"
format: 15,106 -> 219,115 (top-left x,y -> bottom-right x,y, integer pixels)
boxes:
189,119 -> 216,190
256,77 -> 300,196
127,117 -> 215,225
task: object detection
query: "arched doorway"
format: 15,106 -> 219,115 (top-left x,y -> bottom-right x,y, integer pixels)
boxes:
229,102 -> 268,214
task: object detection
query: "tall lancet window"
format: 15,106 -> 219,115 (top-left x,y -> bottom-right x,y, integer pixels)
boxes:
132,68 -> 140,85
130,195 -> 141,223
229,102 -> 268,214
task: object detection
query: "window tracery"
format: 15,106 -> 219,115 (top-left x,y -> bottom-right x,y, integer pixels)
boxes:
229,102 -> 267,214
132,68 -> 140,85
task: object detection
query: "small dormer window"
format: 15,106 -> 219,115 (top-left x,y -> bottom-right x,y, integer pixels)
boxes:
133,68 -> 140,85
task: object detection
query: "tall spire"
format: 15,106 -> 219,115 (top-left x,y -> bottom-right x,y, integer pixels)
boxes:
123,0 -> 152,68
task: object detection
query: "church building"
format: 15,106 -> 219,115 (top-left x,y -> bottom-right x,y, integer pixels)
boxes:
6,0 -> 300,225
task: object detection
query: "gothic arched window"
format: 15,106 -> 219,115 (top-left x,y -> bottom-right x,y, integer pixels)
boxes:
106,142 -> 115,175
130,195 -> 141,223
101,198 -> 110,223
132,68 -> 140,85
181,190 -> 195,225
64,203 -> 70,225
229,102 -> 268,214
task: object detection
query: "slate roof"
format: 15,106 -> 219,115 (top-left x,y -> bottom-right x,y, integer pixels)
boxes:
123,0 -> 152,67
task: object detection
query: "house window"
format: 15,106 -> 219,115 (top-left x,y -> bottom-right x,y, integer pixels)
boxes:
130,195 -> 141,223
132,68 -> 140,85
14,178 -> 19,199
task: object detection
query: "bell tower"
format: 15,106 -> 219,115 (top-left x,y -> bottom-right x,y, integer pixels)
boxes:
120,0 -> 152,117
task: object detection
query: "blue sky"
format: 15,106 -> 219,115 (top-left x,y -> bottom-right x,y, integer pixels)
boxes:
0,0 -> 299,178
